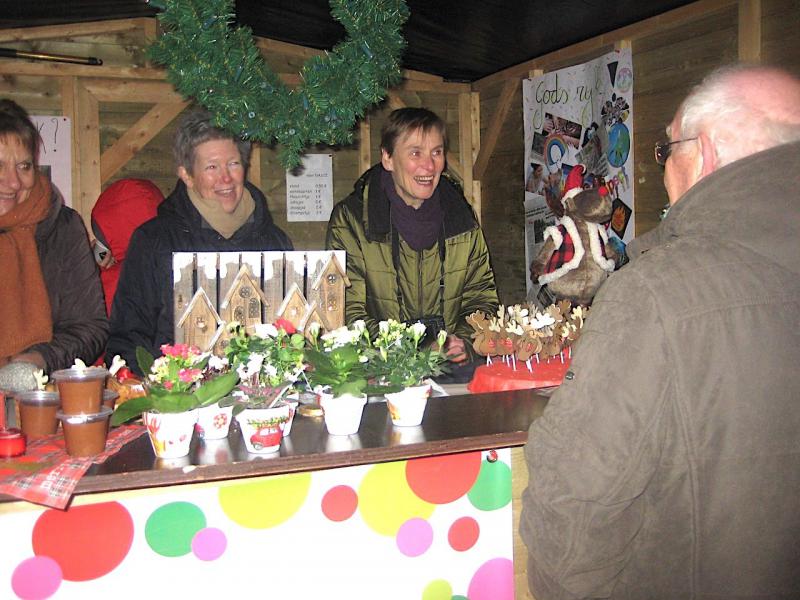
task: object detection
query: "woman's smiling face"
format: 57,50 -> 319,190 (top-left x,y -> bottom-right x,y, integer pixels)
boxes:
0,134 -> 36,217
381,127 -> 445,209
178,138 -> 245,213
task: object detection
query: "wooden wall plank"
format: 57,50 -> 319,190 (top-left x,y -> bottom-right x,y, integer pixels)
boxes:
739,0 -> 762,61
100,101 -> 188,183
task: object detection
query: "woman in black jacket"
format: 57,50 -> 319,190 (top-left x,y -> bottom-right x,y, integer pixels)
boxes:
106,109 -> 292,374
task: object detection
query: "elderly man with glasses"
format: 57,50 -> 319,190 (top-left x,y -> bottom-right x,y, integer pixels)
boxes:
520,64 -> 800,600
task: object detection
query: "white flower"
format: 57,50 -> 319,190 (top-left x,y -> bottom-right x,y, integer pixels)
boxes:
246,353 -> 266,375
208,355 -> 228,371
410,321 -> 427,342
254,322 -> 278,338
379,320 -> 390,335
437,330 -> 447,347
352,320 -> 366,333
263,363 -> 278,378
307,322 -> 321,339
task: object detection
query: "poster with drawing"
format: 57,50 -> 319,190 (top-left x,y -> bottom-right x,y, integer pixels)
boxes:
522,48 -> 634,301
31,116 -> 72,207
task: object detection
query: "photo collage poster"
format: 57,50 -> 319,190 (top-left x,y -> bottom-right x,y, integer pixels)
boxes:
522,48 -> 634,300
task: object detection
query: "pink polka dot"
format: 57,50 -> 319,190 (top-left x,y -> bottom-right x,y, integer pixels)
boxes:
321,485 -> 358,522
191,527 -> 227,561
396,518 -> 433,557
468,557 -> 514,600
448,516 -> 480,551
12,556 -> 62,600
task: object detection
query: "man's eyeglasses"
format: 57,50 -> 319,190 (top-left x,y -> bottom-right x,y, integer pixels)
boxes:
654,138 -> 697,166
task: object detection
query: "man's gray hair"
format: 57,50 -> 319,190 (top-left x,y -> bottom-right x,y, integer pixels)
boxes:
173,108 -> 252,174
678,64 -> 800,167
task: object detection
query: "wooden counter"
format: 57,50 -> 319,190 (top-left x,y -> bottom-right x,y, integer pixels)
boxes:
79,388 -> 549,495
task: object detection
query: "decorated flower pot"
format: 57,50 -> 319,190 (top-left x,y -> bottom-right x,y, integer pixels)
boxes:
385,384 -> 431,427
319,392 -> 367,436
195,403 -> 234,440
143,409 -> 198,459
235,404 -> 290,454
279,398 -> 299,436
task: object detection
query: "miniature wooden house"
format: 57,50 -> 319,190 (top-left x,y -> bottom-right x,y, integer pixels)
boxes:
176,288 -> 223,351
276,282 -> 309,332
299,301 -> 332,340
219,264 -> 271,333
309,253 -> 350,331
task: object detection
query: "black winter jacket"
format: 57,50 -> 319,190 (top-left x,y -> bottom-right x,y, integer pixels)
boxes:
107,180 -> 292,373
27,189 -> 108,372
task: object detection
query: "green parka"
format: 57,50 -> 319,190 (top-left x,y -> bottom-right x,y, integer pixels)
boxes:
326,166 -> 499,342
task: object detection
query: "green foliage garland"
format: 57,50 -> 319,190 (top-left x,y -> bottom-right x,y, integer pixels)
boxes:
148,0 -> 409,168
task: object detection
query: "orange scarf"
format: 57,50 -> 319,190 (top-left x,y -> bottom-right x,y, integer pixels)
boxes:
0,173 -> 53,361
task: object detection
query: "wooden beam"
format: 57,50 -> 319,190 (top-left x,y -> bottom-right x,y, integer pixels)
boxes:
458,92 -> 477,211
473,0 -> 736,91
738,0 -> 761,62
248,144 -> 262,188
75,83 -> 101,229
473,78 -> 519,181
83,79 -> 184,103
359,118 -> 372,174
468,92 -> 482,219
60,77 -> 80,209
100,101 -> 189,183
0,61 -> 166,80
0,18 -> 148,43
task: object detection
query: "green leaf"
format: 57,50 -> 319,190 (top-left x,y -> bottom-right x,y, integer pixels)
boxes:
110,395 -> 154,426
195,371 -> 239,407
136,346 -> 155,375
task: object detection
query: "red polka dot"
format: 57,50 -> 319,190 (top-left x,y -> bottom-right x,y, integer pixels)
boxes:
405,452 -> 482,504
32,502 -> 134,581
448,516 -> 480,551
321,485 -> 358,522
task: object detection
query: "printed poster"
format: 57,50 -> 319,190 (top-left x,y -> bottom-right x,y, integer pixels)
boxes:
31,116 -> 72,207
286,153 -> 333,222
522,48 -> 634,300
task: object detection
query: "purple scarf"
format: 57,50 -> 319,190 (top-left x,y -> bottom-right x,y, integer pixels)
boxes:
382,170 -> 444,251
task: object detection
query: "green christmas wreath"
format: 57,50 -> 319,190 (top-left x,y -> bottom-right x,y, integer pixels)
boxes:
148,0 -> 409,168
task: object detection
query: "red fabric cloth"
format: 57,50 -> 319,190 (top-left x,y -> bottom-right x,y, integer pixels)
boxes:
91,179 -> 163,315
0,425 -> 146,509
467,358 -> 571,393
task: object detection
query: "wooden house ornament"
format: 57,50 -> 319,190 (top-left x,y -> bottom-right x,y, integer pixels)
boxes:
309,253 -> 350,330
299,300 -> 332,340
276,282 -> 309,332
176,288 -> 223,351
219,264 -> 269,334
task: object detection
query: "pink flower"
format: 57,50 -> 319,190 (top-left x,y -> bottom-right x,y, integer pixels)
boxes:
163,381 -> 174,390
179,368 -> 201,383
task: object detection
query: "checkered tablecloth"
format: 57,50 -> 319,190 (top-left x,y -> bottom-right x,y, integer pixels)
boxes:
0,425 -> 146,509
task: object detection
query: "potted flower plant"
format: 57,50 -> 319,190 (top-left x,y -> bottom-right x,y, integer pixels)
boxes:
110,344 -> 238,458
221,319 -> 306,453
371,320 -> 449,427
304,320 -> 375,435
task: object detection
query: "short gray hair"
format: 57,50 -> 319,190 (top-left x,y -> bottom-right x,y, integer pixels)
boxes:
677,64 -> 800,167
173,108 -> 252,174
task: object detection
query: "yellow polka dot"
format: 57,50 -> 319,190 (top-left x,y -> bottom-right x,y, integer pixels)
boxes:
359,461 -> 434,536
218,472 -> 311,528
422,579 -> 453,600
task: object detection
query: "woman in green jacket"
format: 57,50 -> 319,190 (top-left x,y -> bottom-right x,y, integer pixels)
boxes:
326,108 -> 499,362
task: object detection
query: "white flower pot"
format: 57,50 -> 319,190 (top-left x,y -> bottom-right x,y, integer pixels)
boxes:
143,409 -> 198,459
385,384 -> 431,427
235,405 -> 291,454
319,392 -> 367,436
195,403 -> 234,440
278,399 -> 298,436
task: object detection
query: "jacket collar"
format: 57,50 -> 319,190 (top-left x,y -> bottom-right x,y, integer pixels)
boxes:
360,165 -> 477,242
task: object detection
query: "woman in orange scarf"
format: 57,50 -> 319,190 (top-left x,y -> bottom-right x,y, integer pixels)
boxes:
0,99 -> 107,394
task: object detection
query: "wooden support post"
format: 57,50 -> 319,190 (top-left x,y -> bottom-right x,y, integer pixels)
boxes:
473,78 -> 519,182
359,117 -> 371,175
59,76 -> 80,210
248,144 -> 262,188
458,92 -> 478,214
738,0 -> 761,62
75,82 -> 101,229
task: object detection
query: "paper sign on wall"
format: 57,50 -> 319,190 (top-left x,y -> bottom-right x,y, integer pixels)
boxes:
31,116 -> 72,207
286,154 -> 333,222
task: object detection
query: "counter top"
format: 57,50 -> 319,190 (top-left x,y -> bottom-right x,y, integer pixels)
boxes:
6,388 -> 550,500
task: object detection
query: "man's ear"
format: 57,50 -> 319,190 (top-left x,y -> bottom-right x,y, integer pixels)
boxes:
380,149 -> 394,172
177,166 -> 193,189
697,132 -> 717,179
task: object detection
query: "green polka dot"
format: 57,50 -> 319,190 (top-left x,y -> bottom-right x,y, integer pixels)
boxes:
219,472 -> 311,529
145,502 -> 206,557
452,596 -> 469,600
467,459 -> 512,511
421,579 -> 452,600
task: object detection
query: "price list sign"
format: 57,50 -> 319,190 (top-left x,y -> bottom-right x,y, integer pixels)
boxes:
286,154 -> 333,222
